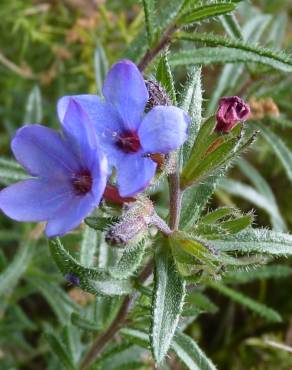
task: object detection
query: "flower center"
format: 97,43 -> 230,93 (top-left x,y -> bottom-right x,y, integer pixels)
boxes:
116,131 -> 141,153
72,169 -> 92,195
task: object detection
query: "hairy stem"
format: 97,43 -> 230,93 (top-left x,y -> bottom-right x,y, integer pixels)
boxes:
78,261 -> 153,370
168,161 -> 182,231
138,24 -> 177,72
149,213 -> 172,235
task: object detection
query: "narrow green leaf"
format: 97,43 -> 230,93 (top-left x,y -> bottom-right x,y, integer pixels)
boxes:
49,239 -> 133,296
172,332 -> 217,370
85,216 -> 114,231
220,13 -> 242,39
0,157 -> 27,185
151,239 -> 186,364
209,281 -> 282,323
109,241 -> 146,279
45,331 -> 75,370
209,228 -> 292,255
120,327 -> 149,348
178,3 -> 237,26
172,237 -> 217,273
92,343 -> 145,370
94,45 -> 108,96
200,207 -> 237,224
156,53 -> 176,104
124,31 -> 148,63
267,13 -> 287,49
180,172 -> 224,229
80,226 -> 98,267
220,215 -> 253,234
181,136 -> 239,188
71,312 -> 101,332
223,265 -> 292,284
194,213 -> 253,238
179,129 -> 256,228
208,13 -> 272,114
122,327 -> 218,369
93,296 -> 119,330
142,0 -> 156,46
180,66 -> 202,164
252,122 -> 292,181
218,178 -> 286,231
185,291 -> 218,315
172,32 -> 292,72
237,158 -> 277,204
24,85 -> 42,123
29,276 -> 80,322
0,241 -> 34,296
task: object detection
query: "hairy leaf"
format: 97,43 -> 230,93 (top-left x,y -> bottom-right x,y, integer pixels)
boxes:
80,226 -> 98,267
156,53 -> 176,104
24,85 -> 42,124
180,66 -> 202,164
109,241 -> 146,279
142,0 -> 156,46
151,239 -> 186,364
171,32 -> 292,72
209,228 -> 292,255
44,331 -> 76,370
94,45 -> 108,96
172,332 -> 217,370
178,3 -> 237,26
218,178 -> 286,231
0,241 -> 34,296
49,239 -> 133,296
252,122 -> 292,181
223,265 -> 292,284
209,281 -> 282,322
0,157 -> 27,185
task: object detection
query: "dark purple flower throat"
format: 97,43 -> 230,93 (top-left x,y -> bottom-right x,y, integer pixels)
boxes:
72,169 -> 92,195
116,131 -> 141,153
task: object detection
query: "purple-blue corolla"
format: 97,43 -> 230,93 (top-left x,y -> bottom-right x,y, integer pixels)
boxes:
0,99 -> 107,237
58,60 -> 190,197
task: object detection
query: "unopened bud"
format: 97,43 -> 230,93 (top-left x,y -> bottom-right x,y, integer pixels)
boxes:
145,80 -> 171,112
105,198 -> 154,247
215,96 -> 250,133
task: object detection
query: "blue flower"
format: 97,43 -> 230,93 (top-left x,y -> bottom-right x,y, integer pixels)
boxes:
58,60 -> 189,197
0,99 -> 108,237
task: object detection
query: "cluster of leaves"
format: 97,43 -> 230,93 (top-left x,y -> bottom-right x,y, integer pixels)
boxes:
0,0 -> 292,369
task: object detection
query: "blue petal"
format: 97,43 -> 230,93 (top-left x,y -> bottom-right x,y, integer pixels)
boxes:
138,106 -> 189,154
116,153 -> 157,197
0,178 -> 72,222
57,94 -> 122,133
11,125 -> 79,177
90,150 -> 108,201
103,60 -> 148,131
45,193 -> 95,237
58,95 -> 122,169
62,98 -> 99,168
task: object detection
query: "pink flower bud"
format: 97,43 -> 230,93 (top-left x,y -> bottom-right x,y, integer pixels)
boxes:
215,96 -> 250,133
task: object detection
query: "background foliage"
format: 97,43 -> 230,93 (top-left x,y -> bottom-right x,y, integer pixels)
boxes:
0,0 -> 292,369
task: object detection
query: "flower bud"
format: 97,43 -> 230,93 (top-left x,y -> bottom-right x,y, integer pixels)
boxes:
145,80 -> 171,112
105,215 -> 148,246
215,96 -> 250,133
105,197 -> 154,247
